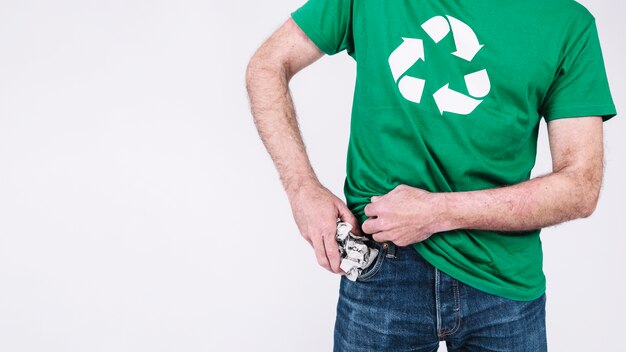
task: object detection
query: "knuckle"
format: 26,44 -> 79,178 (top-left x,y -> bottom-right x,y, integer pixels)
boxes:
315,255 -> 328,267
323,228 -> 336,238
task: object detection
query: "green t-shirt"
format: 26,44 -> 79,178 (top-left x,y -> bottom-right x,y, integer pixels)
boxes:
290,0 -> 617,301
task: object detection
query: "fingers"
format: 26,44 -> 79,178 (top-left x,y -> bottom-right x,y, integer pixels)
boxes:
372,231 -> 389,243
310,234 -> 332,273
363,202 -> 377,218
362,216 -> 385,235
323,235 -> 344,274
338,204 -> 364,236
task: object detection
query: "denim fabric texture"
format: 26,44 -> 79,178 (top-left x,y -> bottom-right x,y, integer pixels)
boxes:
333,240 -> 547,351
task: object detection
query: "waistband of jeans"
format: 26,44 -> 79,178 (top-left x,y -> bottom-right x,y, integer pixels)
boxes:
363,234 -> 399,258
383,240 -> 398,258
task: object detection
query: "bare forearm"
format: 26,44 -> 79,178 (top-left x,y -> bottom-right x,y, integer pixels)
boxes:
439,168 -> 602,232
245,58 -> 319,196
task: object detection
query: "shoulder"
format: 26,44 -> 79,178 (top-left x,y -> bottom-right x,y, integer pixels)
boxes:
550,0 -> 595,22
532,0 -> 597,46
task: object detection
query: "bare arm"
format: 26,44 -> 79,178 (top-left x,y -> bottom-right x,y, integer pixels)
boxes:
442,116 -> 604,231
246,18 -> 361,273
362,116 -> 604,245
245,18 -> 323,195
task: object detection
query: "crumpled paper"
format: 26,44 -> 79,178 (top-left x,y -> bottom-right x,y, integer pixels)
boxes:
335,220 -> 379,281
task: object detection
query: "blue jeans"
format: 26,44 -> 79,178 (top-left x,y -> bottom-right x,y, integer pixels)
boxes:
334,240 -> 547,351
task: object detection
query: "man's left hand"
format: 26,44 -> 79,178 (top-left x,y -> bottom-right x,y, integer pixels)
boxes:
361,184 -> 449,246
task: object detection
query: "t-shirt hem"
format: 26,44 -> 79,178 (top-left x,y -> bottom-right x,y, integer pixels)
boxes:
290,12 -> 335,55
542,104 -> 617,122
413,243 -> 546,302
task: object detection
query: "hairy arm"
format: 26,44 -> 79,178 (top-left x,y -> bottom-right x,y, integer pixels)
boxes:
245,18 -> 323,195
246,18 -> 361,273
363,116 -> 605,245
442,116 -> 604,231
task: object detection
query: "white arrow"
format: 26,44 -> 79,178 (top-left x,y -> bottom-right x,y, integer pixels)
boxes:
464,69 -> 490,98
446,15 -> 483,61
433,84 -> 483,115
388,37 -> 424,82
421,16 -> 450,43
398,76 -> 426,103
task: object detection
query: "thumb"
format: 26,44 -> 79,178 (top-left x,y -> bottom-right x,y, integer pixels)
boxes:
337,205 -> 363,236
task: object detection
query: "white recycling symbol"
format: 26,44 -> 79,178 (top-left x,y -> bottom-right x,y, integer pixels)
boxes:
388,15 -> 491,115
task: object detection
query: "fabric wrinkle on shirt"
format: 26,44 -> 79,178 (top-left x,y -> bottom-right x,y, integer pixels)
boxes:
290,0 -> 617,301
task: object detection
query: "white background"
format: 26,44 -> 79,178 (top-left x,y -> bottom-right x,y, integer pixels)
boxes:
0,0 -> 623,351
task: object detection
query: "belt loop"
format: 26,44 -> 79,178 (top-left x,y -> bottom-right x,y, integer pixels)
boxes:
385,241 -> 398,259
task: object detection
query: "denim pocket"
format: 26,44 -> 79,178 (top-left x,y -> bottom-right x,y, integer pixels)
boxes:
355,241 -> 388,282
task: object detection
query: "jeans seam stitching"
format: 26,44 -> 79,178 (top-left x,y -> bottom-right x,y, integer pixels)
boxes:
356,243 -> 387,281
435,268 -> 443,339
445,279 -> 462,336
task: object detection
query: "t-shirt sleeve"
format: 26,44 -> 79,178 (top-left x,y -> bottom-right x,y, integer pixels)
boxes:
539,15 -> 617,122
290,0 -> 355,56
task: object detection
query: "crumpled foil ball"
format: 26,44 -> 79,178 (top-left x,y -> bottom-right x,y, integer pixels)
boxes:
335,220 -> 379,281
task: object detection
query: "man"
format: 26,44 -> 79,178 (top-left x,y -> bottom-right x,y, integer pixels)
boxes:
246,0 -> 617,350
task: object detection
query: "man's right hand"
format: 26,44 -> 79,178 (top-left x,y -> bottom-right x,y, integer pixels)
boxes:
245,17 -> 361,274
287,181 -> 363,275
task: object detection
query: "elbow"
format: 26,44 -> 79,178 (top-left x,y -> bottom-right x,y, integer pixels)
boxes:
570,162 -> 603,219
578,188 -> 601,219
245,55 -> 261,91
245,51 -> 263,80
245,50 -> 289,90
579,199 -> 597,218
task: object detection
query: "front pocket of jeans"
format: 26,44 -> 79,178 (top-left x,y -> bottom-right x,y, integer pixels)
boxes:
356,241 -> 388,282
